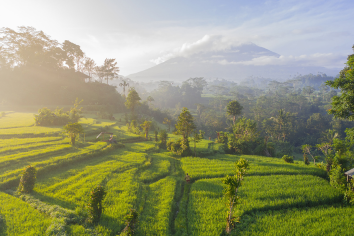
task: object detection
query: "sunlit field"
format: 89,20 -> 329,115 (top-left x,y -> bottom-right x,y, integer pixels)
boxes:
0,112 -> 352,236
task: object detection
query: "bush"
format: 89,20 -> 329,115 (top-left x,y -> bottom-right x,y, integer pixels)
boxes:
34,99 -> 82,126
87,186 -> 106,224
304,154 -> 310,165
18,166 -> 37,193
282,155 -> 294,163
121,209 -> 139,236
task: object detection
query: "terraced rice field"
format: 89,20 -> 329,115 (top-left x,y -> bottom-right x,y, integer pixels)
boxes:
0,112 -> 352,235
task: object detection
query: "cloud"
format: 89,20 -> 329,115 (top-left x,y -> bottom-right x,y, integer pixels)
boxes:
216,53 -> 345,68
150,35 -> 250,64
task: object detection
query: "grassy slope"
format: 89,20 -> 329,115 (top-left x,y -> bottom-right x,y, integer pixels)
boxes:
0,112 -> 352,235
0,192 -> 51,236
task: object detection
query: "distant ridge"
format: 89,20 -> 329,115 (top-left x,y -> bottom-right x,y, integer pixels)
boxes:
127,43 -> 339,82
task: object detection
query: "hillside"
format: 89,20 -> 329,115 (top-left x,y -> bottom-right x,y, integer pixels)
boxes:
1,112 -> 353,235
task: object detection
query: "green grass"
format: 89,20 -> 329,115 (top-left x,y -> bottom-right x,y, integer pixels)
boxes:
34,149 -> 146,208
0,112 -> 35,129
0,191 -> 51,236
137,176 -> 177,235
233,205 -> 354,236
181,154 -> 326,180
0,136 -> 63,150
139,153 -> 171,182
0,126 -> 62,137
0,142 -> 109,188
95,168 -> 141,235
187,175 -> 342,236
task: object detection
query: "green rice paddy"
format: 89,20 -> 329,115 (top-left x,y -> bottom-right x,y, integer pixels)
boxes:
0,112 -> 351,235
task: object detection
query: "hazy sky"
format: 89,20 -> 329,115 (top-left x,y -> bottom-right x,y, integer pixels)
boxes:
1,0 -> 353,75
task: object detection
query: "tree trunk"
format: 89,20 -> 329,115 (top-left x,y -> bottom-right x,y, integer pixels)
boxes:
71,135 -> 75,145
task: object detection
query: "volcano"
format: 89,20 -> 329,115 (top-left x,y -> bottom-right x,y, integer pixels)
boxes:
127,43 -> 339,82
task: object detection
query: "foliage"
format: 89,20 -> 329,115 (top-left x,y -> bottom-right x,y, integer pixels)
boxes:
326,45 -> 354,120
102,58 -> 119,84
226,100 -> 243,125
121,209 -> 138,235
34,98 -> 83,126
125,88 -> 141,114
344,179 -> 354,205
87,185 -> 106,224
163,117 -> 172,131
0,27 -> 123,107
329,165 -> 346,191
119,80 -> 130,97
228,118 -> 258,154
154,130 -> 158,142
192,130 -> 205,157
281,155 -> 294,163
159,130 -> 168,148
222,158 -> 249,234
140,121 -> 152,139
63,122 -> 84,145
301,144 -> 317,164
167,138 -> 192,156
18,165 -> 37,193
304,154 -> 310,165
175,107 -> 196,141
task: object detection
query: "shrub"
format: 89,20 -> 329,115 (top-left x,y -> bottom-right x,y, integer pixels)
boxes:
63,123 -> 84,145
304,154 -> 310,165
121,209 -> 139,236
282,155 -> 294,163
0,111 -> 5,117
18,166 -> 37,193
329,165 -> 346,191
154,130 -> 158,142
34,99 -> 82,126
87,186 -> 106,224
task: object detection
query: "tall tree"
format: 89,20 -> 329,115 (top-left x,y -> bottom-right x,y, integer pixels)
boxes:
228,118 -> 258,153
226,101 -> 243,125
147,96 -> 154,106
103,58 -> 119,84
222,158 -> 249,234
175,107 -> 196,142
119,79 -> 130,97
95,65 -> 105,83
192,130 -> 205,157
140,121 -> 152,140
326,45 -> 354,120
62,40 -> 84,70
83,57 -> 96,82
0,26 -> 62,67
125,88 -> 141,115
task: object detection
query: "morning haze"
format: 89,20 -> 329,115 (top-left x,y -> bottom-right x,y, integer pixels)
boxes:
1,0 -> 354,235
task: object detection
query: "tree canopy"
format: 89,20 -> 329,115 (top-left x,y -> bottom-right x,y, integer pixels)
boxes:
175,107 -> 196,141
226,100 -> 243,125
326,45 -> 354,120
125,88 -> 141,114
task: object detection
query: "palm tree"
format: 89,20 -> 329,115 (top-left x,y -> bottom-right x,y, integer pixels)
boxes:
119,80 -> 129,97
